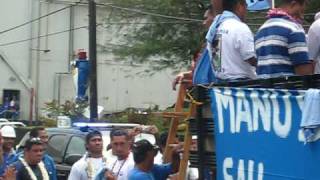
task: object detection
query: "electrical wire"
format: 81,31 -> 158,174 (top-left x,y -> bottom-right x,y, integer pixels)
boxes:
95,3 -> 203,22
0,2 -> 80,35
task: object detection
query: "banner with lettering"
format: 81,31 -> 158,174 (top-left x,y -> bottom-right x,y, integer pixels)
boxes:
246,0 -> 271,11
210,88 -> 320,180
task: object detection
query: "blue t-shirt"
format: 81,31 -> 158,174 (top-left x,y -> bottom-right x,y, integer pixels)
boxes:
0,152 -> 16,177
128,164 -> 172,180
255,16 -> 310,78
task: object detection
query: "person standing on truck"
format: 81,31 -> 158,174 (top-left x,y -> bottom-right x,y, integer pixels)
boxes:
255,0 -> 313,78
69,130 -> 106,180
308,12 -> 320,74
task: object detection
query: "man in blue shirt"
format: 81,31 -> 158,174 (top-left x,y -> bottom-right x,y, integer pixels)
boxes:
0,126 -> 17,178
255,0 -> 313,78
10,127 -> 57,180
14,138 -> 49,180
128,140 -> 180,180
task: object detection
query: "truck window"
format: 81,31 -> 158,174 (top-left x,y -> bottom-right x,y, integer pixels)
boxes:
48,134 -> 67,162
65,136 -> 86,157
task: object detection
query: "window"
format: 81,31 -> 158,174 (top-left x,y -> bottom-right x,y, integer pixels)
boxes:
47,135 -> 67,161
65,136 -> 86,156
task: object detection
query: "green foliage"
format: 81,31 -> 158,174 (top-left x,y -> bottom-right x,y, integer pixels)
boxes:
42,100 -> 88,120
101,0 -> 320,72
106,107 -> 170,132
101,0 -> 210,73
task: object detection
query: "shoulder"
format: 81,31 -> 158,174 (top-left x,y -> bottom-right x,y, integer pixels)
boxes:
260,18 -> 304,33
71,157 -> 87,171
13,160 -> 25,172
223,19 -> 252,34
128,168 -> 149,180
309,19 -> 320,33
43,154 -> 54,162
152,163 -> 172,172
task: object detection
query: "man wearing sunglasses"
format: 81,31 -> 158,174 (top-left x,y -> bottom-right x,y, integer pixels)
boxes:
128,139 -> 181,180
9,127 -> 57,180
14,138 -> 49,180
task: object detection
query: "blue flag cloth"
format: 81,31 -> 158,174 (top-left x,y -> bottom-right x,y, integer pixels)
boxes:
193,11 -> 238,85
246,0 -> 271,11
192,49 -> 215,84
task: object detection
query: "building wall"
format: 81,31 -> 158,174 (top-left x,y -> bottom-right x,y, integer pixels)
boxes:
0,0 -> 178,119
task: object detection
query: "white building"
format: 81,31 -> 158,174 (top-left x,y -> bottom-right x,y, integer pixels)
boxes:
0,0 -> 178,120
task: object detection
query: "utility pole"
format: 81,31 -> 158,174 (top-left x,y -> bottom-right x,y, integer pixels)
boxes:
88,0 -> 98,121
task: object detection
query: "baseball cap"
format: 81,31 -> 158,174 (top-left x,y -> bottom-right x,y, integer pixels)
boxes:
132,139 -> 159,154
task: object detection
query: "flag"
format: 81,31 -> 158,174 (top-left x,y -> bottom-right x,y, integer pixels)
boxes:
246,0 -> 271,11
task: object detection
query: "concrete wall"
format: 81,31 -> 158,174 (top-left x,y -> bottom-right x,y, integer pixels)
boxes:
0,0 -> 178,119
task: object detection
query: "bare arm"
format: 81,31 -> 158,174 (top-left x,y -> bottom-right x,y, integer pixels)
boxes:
245,57 -> 257,67
294,63 -> 314,75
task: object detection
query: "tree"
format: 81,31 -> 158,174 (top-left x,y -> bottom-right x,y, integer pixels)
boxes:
100,0 -> 320,73
100,0 -> 209,73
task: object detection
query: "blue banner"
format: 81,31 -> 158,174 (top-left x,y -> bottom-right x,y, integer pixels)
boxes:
210,88 -> 320,180
246,0 -> 271,11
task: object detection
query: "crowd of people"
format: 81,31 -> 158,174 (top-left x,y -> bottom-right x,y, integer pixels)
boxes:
173,0 -> 320,90
0,125 -> 188,180
0,0 -> 319,179
0,126 -> 56,180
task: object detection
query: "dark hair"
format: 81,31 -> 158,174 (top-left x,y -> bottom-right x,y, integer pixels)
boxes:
206,4 -> 213,13
132,140 -> 159,164
275,0 -> 306,6
24,138 -> 43,151
110,128 -> 129,140
223,0 -> 246,11
85,130 -> 102,144
159,132 -> 168,147
29,127 -> 45,138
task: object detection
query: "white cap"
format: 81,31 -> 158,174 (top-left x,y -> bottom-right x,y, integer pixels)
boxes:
1,125 -> 16,138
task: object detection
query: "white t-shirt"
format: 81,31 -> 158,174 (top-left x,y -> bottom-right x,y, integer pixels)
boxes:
105,152 -> 135,180
68,156 -> 105,180
211,18 -> 256,80
308,18 -> 320,74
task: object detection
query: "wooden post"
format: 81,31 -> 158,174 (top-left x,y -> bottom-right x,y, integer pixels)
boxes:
163,84 -> 187,163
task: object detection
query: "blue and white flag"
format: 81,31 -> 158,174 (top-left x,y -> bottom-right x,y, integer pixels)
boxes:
246,0 -> 271,11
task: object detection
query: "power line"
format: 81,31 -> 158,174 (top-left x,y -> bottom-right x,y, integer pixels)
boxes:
0,25 -> 87,47
0,23 -> 130,48
0,19 -> 202,47
0,2 -> 79,35
96,3 -> 203,22
53,1 -> 203,22
103,21 -> 200,25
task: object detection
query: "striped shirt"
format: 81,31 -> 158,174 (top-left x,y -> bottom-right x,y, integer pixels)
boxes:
255,16 -> 311,78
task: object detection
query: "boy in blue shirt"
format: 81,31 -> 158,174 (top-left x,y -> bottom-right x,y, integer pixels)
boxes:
128,140 -> 180,180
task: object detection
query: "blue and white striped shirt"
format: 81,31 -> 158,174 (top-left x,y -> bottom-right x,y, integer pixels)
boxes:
255,16 -> 311,78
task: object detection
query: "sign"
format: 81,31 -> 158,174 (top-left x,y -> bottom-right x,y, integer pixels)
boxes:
246,0 -> 271,11
210,88 -> 320,180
